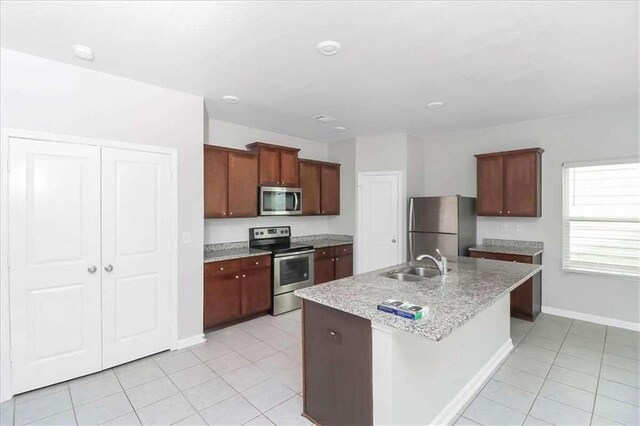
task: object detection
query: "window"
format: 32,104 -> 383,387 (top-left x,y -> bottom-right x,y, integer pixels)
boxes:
563,158 -> 640,278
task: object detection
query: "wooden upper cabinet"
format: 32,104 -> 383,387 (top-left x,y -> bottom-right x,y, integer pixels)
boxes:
247,142 -> 300,187
204,145 -> 258,219
475,148 -> 543,217
320,164 -> 340,215
503,151 -> 541,217
204,146 -> 228,218
300,160 -> 321,215
227,151 -> 258,217
299,159 -> 340,215
280,150 -> 299,187
476,155 -> 504,216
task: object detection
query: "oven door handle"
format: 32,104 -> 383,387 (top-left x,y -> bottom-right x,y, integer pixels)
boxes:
274,249 -> 315,259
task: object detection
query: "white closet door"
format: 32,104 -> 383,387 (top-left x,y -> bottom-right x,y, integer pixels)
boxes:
9,138 -> 102,393
101,148 -> 172,368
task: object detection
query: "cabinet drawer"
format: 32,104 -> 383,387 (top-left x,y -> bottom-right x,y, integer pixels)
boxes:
469,251 -> 498,260
334,244 -> 353,255
205,259 -> 242,277
241,255 -> 271,271
315,247 -> 334,260
497,253 -> 533,264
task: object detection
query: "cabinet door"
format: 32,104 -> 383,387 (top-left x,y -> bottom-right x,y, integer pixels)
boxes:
258,147 -> 281,186
476,156 -> 504,216
303,301 -> 373,426
203,266 -> 242,329
228,151 -> 258,217
503,152 -> 540,217
334,254 -> 353,279
314,248 -> 335,285
280,150 -> 299,187
300,161 -> 321,215
320,164 -> 340,215
204,147 -> 228,218
241,267 -> 272,316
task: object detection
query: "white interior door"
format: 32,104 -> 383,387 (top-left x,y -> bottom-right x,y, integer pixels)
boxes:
101,148 -> 172,368
358,172 -> 401,273
9,138 -> 102,393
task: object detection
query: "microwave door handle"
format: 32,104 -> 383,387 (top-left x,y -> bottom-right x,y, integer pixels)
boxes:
293,192 -> 299,211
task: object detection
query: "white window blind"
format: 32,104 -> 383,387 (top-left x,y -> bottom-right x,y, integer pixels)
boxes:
563,158 -> 640,278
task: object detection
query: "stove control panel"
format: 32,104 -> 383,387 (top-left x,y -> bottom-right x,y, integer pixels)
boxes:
250,226 -> 290,240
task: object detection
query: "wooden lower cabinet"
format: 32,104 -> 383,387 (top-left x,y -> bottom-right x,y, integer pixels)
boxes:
302,300 -> 373,426
204,255 -> 271,329
469,250 -> 541,321
314,244 -> 353,285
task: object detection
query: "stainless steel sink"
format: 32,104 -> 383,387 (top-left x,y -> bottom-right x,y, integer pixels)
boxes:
401,267 -> 442,278
384,273 -> 427,282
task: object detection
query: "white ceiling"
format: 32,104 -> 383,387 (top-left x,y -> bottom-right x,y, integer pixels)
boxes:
1,1 -> 638,142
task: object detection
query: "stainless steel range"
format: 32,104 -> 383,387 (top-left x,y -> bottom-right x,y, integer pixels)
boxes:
249,226 -> 314,315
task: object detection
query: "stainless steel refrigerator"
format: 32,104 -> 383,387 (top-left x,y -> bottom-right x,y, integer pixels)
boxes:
408,196 -> 477,260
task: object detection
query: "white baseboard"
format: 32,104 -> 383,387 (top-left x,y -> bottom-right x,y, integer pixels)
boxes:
176,334 -> 206,350
542,306 -> 640,332
431,338 -> 513,425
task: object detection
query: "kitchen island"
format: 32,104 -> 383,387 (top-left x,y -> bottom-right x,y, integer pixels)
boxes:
294,256 -> 542,426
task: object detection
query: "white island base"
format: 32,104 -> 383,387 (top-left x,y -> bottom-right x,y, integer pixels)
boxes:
372,294 -> 512,425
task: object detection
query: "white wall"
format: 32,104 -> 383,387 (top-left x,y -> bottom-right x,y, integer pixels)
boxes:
407,134 -> 426,197
328,138 -> 356,235
355,133 -> 410,264
205,119 -> 333,243
421,106 -> 640,325
0,49 -> 205,343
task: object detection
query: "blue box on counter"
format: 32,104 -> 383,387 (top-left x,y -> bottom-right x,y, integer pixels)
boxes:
377,299 -> 404,314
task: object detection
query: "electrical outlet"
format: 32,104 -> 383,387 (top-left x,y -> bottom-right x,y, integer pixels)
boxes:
501,224 -> 510,233
182,232 -> 191,244
516,224 -> 523,232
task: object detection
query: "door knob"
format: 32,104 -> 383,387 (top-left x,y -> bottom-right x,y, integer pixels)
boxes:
87,265 -> 97,273
391,239 -> 397,243
104,264 -> 114,273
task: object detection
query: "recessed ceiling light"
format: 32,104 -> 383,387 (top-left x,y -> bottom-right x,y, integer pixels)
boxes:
72,45 -> 94,61
317,41 -> 341,56
427,101 -> 444,109
314,115 -> 336,123
222,95 -> 239,104
334,126 -> 346,131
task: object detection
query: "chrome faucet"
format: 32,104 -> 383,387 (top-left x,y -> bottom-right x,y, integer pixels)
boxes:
416,249 -> 448,276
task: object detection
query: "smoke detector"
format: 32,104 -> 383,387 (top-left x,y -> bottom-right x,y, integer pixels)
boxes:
222,95 -> 240,104
72,45 -> 94,61
317,41 -> 341,56
427,101 -> 444,109
313,115 -> 337,123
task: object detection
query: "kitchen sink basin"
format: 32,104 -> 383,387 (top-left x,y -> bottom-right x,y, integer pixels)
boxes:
401,267 -> 442,278
384,273 -> 427,282
383,265 -> 452,282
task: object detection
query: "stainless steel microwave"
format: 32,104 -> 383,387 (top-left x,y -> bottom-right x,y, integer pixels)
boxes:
259,186 -> 302,216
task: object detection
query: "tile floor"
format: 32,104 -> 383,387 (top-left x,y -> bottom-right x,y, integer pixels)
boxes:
454,314 -> 640,426
1,311 -> 638,425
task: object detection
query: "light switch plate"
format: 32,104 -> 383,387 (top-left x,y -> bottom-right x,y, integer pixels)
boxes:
501,224 -> 510,233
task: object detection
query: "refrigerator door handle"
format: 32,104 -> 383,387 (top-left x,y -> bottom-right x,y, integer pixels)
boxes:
409,198 -> 415,231
409,232 -> 414,261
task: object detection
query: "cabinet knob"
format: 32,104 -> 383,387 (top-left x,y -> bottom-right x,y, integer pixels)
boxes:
322,251 -> 326,255
230,212 -> 233,215
499,210 -> 503,214
220,267 -> 224,271
222,212 -> 226,216
507,211 -> 511,214
322,211 -> 325,214
332,258 -> 335,262
235,275 -> 239,279
317,211 -> 320,214
255,261 -> 259,265
242,274 -> 246,278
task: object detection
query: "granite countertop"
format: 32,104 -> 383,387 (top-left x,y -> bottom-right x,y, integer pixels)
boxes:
204,243 -> 270,263
203,234 -> 353,262
294,256 -> 542,342
469,238 -> 544,256
291,234 -> 353,249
